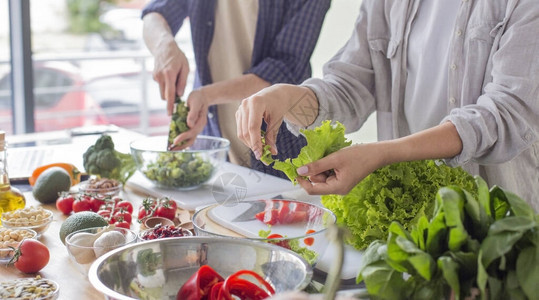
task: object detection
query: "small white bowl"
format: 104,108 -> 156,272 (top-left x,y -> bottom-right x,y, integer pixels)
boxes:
0,228 -> 38,264
1,207 -> 53,238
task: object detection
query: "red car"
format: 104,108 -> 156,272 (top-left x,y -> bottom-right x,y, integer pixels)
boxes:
0,61 -> 169,135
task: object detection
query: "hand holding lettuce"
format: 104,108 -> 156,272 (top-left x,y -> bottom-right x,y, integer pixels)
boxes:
263,120 -> 476,251
261,120 -> 351,183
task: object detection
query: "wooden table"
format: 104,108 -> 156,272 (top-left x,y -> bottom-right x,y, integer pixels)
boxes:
0,186 -> 150,300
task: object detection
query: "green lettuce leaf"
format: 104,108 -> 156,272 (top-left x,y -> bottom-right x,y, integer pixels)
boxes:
321,160 -> 477,250
272,120 -> 351,183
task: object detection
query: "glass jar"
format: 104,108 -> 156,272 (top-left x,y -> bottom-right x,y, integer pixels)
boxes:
0,131 -> 26,223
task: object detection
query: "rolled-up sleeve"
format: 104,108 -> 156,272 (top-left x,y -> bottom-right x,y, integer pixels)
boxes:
444,1 -> 539,166
141,0 -> 190,35
247,0 -> 331,85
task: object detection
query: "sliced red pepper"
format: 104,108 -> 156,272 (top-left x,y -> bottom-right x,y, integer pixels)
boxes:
209,281 -> 224,300
266,233 -> 290,249
220,270 -> 275,300
303,229 -> 316,246
177,265 -> 224,300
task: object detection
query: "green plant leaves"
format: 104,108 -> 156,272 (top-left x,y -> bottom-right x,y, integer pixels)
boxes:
357,176 -> 538,300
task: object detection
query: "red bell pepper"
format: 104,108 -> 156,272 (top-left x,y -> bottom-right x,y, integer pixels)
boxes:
177,265 -> 224,300
219,270 -> 276,300
177,266 -> 275,300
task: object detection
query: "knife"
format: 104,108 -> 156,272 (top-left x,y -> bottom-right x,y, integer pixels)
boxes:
167,96 -> 189,150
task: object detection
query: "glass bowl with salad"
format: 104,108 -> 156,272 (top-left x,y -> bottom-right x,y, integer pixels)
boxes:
130,135 -> 229,190
192,199 -> 336,266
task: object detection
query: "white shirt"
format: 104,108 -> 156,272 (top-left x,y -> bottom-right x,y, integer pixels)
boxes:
404,0 -> 460,133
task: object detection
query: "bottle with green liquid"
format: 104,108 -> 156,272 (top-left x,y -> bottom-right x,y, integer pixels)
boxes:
0,131 -> 25,223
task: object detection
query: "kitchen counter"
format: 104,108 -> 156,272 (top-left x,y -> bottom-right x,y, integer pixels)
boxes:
1,130 -> 364,298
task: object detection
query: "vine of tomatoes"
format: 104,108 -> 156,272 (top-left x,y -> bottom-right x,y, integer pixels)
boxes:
55,192 -> 134,229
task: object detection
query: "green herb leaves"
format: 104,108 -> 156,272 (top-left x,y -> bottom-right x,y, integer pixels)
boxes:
357,177 -> 539,300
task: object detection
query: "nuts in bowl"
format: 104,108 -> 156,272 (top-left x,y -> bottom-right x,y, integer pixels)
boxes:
0,228 -> 37,264
79,177 -> 122,197
1,206 -> 53,237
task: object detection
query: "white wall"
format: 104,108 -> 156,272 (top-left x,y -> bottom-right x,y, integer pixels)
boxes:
310,0 -> 377,144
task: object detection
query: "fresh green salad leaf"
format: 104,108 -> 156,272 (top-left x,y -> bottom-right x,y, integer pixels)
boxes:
357,179 -> 538,300
321,160 -> 477,250
265,120 -> 351,183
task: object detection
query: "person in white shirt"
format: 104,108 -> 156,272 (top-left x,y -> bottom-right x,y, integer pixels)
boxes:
236,0 -> 539,212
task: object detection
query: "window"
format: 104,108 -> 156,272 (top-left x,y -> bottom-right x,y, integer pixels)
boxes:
0,0 -> 12,133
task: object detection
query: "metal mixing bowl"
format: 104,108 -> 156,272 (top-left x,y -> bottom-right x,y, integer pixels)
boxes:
89,236 -> 313,299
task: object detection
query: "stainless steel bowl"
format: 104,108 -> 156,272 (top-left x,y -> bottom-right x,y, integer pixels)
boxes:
89,236 -> 313,300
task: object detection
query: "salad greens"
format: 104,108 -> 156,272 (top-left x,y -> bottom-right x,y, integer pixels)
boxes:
143,152 -> 213,188
321,160 -> 477,250
357,177 -> 539,300
262,120 -> 351,183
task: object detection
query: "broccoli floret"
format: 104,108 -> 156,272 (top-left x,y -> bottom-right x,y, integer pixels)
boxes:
83,134 -> 137,184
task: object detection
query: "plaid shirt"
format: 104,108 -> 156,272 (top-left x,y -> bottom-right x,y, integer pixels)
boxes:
142,0 -> 330,179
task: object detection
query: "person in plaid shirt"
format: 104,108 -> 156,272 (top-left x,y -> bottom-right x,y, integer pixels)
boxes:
142,0 -> 331,179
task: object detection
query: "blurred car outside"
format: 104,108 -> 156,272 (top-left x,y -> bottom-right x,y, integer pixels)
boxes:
0,59 -> 170,135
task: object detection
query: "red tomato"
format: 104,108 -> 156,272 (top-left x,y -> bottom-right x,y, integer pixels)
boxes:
88,196 -> 105,213
155,205 -> 176,221
113,210 -> 132,224
115,201 -> 134,214
56,193 -> 75,215
113,220 -> 130,229
138,198 -> 156,221
72,198 -> 92,213
97,209 -> 111,220
12,239 -> 50,273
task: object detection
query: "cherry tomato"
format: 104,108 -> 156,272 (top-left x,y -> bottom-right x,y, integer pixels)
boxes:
113,220 -> 130,229
156,205 -> 176,220
113,210 -> 132,224
56,193 -> 75,215
11,239 -> 50,274
115,201 -> 134,214
97,209 -> 111,220
88,196 -> 106,213
138,198 -> 156,221
72,198 -> 92,213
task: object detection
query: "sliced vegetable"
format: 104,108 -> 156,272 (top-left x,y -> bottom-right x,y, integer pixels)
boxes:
254,200 -> 312,225
176,266 -> 274,300
177,265 -> 224,300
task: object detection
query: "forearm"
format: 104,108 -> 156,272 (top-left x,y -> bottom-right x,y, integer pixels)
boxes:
201,74 -> 271,105
142,12 -> 176,56
377,121 -> 463,166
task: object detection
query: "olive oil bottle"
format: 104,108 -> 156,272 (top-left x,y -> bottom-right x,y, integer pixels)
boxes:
0,131 -> 25,222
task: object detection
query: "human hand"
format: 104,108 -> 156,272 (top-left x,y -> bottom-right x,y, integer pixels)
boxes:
236,84 -> 318,160
296,143 -> 385,195
152,40 -> 190,116
169,89 -> 209,150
